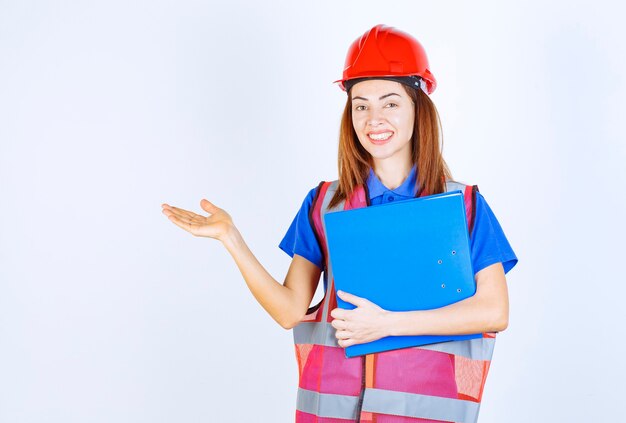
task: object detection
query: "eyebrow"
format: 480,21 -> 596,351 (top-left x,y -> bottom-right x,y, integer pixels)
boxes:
352,93 -> 401,101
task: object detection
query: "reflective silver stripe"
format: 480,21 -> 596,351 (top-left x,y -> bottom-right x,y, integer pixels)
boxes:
362,388 -> 480,423
294,321 -> 494,361
294,184 -> 358,420
320,181 -> 342,322
296,387 -> 359,420
293,321 -> 338,347
445,180 -> 466,193
415,337 -> 495,361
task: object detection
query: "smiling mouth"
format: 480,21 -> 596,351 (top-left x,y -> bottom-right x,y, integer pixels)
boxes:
368,131 -> 394,143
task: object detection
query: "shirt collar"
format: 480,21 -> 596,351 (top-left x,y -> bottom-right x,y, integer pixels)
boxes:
366,164 -> 418,199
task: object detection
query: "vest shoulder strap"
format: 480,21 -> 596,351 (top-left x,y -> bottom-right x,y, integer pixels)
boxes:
445,179 -> 479,237
308,180 -> 340,271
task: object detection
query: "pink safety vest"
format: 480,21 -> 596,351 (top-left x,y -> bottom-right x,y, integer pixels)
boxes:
292,179 -> 497,423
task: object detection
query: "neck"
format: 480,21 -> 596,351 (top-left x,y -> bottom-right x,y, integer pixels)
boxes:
371,157 -> 413,191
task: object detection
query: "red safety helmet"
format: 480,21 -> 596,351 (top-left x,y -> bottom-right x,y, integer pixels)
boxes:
334,24 -> 437,94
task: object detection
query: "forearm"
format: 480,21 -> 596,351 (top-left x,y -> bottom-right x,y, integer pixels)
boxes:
386,293 -> 508,337
221,226 -> 298,328
384,263 -> 509,337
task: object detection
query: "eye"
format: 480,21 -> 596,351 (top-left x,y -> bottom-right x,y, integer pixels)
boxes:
354,105 -> 366,111
385,102 -> 398,108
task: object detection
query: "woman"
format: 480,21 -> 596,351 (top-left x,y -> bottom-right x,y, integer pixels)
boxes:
162,24 -> 517,423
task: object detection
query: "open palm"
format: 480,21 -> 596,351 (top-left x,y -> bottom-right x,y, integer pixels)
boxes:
161,199 -> 233,241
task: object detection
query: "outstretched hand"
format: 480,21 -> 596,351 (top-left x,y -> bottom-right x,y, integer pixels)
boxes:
330,290 -> 391,348
161,199 -> 234,241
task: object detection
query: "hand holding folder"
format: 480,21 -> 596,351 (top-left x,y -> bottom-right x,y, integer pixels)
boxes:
323,190 -> 482,358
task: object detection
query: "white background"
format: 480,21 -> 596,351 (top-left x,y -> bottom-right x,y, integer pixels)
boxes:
1,1 -> 625,422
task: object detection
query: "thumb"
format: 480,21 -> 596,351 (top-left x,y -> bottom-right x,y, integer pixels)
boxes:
200,199 -> 219,214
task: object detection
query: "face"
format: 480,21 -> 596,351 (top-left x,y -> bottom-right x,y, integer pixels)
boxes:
350,79 -> 415,166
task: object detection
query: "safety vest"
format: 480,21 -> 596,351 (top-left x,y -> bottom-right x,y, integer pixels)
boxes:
292,179 -> 497,423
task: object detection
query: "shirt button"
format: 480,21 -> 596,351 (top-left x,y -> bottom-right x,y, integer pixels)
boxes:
388,196 -> 394,201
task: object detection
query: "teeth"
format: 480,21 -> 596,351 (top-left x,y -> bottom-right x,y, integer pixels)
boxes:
369,132 -> 393,141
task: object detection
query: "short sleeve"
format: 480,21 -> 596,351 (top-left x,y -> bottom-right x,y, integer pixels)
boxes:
278,187 -> 324,270
470,192 -> 518,275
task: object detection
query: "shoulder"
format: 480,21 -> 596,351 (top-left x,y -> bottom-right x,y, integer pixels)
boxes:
307,179 -> 339,205
446,182 -> 508,229
469,188 -> 509,234
445,178 -> 479,201
474,191 -> 501,218
295,181 -> 330,216
445,178 -> 477,191
468,189 -> 518,274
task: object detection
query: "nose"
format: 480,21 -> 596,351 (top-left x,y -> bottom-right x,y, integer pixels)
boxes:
366,108 -> 385,127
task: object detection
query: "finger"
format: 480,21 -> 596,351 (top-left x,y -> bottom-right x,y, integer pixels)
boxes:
169,206 -> 200,220
337,290 -> 369,307
200,199 -> 220,214
165,212 -> 198,235
335,329 -> 352,340
338,338 -> 356,348
162,206 -> 187,220
162,204 -> 200,221
162,203 -> 180,212
188,214 -> 209,225
162,207 -> 194,224
162,204 -> 177,215
330,308 -> 348,320
331,319 -> 348,330
163,207 -> 211,232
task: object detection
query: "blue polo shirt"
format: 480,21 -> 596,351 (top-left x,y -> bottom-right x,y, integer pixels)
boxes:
279,165 -> 518,275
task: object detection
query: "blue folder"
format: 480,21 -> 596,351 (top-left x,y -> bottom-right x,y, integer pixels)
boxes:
323,190 -> 482,358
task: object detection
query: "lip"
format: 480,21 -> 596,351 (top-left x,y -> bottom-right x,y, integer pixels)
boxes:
367,130 -> 394,145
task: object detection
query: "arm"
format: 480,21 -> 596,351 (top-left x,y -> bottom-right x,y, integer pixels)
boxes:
331,262 -> 509,347
162,199 -> 321,330
222,228 -> 322,329
387,262 -> 509,336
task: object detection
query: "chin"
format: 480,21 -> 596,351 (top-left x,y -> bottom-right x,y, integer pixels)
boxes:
366,146 -> 396,158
